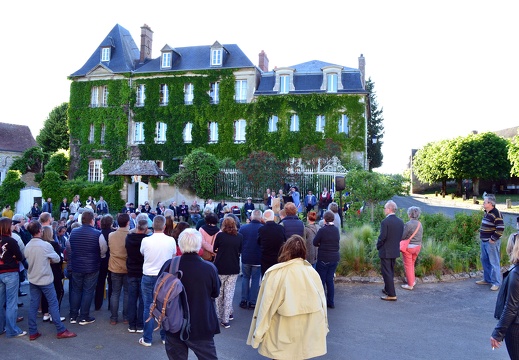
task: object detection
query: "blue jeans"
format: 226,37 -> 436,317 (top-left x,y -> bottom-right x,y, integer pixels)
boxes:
69,271 -> 99,320
0,272 -> 23,337
241,264 -> 261,305
110,273 -> 128,322
127,276 -> 144,330
480,240 -> 502,286
29,282 -> 66,335
316,260 -> 338,307
141,275 -> 165,343
190,214 -> 201,224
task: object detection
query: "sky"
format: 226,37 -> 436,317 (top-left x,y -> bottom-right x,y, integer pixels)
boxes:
2,0 -> 517,174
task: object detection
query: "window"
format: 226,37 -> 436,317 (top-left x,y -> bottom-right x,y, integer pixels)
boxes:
268,115 -> 278,132
90,86 -> 108,107
184,83 -> 194,105
316,115 -> 326,132
89,124 -> 95,143
101,47 -> 111,62
156,122 -> 167,143
161,52 -> 172,68
136,84 -> 146,106
234,120 -> 246,143
160,84 -> 169,106
235,80 -> 247,103
209,82 -> 219,104
327,73 -> 338,93
209,122 -> 218,143
183,122 -> 193,143
280,75 -> 290,94
100,124 -> 106,144
338,114 -> 349,135
134,122 -> 145,143
88,160 -> 104,182
290,114 -> 299,132
211,49 -> 222,66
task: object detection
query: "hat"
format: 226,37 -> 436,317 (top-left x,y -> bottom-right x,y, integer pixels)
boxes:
247,197 -> 252,200
11,220 -> 20,225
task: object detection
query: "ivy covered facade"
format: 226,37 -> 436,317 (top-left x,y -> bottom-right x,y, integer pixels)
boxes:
68,24 -> 369,181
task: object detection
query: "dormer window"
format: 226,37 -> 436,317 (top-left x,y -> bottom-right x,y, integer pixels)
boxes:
101,47 -> 111,62
273,68 -> 295,94
327,74 -> 338,93
162,52 -> 172,68
210,41 -> 224,67
321,65 -> 344,92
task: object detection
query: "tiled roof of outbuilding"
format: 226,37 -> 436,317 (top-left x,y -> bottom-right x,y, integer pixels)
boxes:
0,123 -> 37,152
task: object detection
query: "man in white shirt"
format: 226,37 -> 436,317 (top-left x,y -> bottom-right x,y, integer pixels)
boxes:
139,215 -> 176,347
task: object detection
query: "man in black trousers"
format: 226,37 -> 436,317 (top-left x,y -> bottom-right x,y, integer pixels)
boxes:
377,200 -> 404,301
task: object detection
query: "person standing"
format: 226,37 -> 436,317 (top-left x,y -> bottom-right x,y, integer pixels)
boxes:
400,206 -> 423,291
164,228 -> 220,359
377,200 -> 404,301
257,209 -> 286,276
318,188 -> 332,220
96,196 -> 109,215
30,202 -> 41,220
139,215 -> 176,347
0,217 -> 26,338
304,190 -> 317,214
247,235 -> 328,359
290,186 -> 301,213
95,214 -> 114,311
24,220 -> 76,340
59,198 -> 70,220
69,195 -> 80,218
476,193 -> 504,291
238,209 -> 263,310
280,202 -> 305,239
108,213 -> 130,325
69,210 -> 107,325
313,211 -> 340,309
304,211 -> 320,267
42,198 -> 53,215
40,226 -> 65,323
2,204 -> 14,219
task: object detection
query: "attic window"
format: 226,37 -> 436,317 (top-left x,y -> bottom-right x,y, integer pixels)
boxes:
101,47 -> 111,62
321,65 -> 344,92
273,68 -> 295,93
162,52 -> 172,68
211,49 -> 222,66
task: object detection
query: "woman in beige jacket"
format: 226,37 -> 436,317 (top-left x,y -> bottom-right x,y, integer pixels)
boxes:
247,235 -> 328,359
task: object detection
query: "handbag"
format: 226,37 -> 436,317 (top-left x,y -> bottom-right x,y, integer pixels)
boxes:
201,233 -> 217,262
400,221 -> 421,252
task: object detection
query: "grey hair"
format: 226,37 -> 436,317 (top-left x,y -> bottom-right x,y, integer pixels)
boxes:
263,209 -> 274,221
137,218 -> 149,231
251,209 -> 262,221
178,228 -> 202,253
484,194 -> 496,206
152,215 -> 166,231
163,209 -> 174,218
407,206 -> 421,219
136,213 -> 149,223
328,202 -> 339,213
384,200 -> 397,212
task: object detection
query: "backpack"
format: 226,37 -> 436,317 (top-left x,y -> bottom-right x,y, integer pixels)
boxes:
146,256 -> 191,340
494,265 -> 517,320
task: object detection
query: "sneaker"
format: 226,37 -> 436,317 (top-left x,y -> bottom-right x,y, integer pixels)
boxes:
248,303 -> 255,309
69,318 -> 77,324
43,314 -> 51,322
15,331 -> 27,337
79,317 -> 95,325
136,329 -> 144,333
128,328 -> 136,333
476,280 -> 490,285
239,300 -> 248,309
162,340 -> 166,345
490,285 -> 500,291
139,337 -> 152,347
229,314 -> 234,321
221,322 -> 230,329
401,284 -> 414,291
50,316 -> 66,322
57,329 -> 77,339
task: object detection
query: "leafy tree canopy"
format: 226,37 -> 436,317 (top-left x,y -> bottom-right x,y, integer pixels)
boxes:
173,148 -> 220,200
366,78 -> 384,170
36,102 -> 70,154
0,170 -> 26,209
236,151 -> 288,198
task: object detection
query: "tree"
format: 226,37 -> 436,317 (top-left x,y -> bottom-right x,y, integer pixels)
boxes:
345,169 -> 408,221
173,148 -> 220,200
508,131 -> 519,177
0,170 -> 26,209
44,149 -> 70,179
36,102 -> 70,153
236,151 -> 288,198
366,78 -> 384,171
413,139 -> 453,196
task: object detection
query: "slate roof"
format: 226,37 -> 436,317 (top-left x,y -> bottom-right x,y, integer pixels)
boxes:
70,24 -> 140,77
494,126 -> 519,139
134,44 -> 255,73
109,160 -> 169,177
255,60 -> 367,95
0,123 -> 37,153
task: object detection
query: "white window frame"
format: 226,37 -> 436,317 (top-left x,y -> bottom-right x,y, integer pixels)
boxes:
209,82 -> 219,104
184,83 -> 194,105
290,114 -> 299,132
211,49 -> 222,66
100,124 -> 106,144
339,114 -> 349,135
234,119 -> 246,143
161,52 -> 172,68
183,122 -> 193,144
209,122 -> 218,143
316,115 -> 326,133
136,85 -> 146,106
279,75 -> 290,94
160,84 -> 169,106
268,115 -> 278,132
234,80 -> 247,103
102,86 -> 108,106
134,122 -> 145,144
101,47 -> 110,62
91,87 -> 99,108
88,159 -> 104,182
327,73 -> 338,93
156,122 -> 167,144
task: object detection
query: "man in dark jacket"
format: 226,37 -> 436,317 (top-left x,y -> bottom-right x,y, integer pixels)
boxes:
238,209 -> 263,309
165,228 -> 221,359
377,200 -> 404,301
69,210 -> 107,324
257,209 -> 286,276
280,202 -> 305,239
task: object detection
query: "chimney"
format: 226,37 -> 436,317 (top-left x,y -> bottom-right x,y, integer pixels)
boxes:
358,54 -> 366,88
258,50 -> 269,72
140,24 -> 154,64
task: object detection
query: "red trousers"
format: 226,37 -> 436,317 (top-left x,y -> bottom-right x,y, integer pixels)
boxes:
401,245 -> 421,286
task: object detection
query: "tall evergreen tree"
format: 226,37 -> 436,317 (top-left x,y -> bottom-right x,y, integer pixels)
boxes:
36,102 -> 70,153
366,78 -> 384,171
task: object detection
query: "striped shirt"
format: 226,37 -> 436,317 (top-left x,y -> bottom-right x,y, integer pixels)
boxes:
479,207 -> 504,242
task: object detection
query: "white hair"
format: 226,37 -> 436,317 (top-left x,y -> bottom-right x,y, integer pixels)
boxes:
263,209 -> 274,221
178,228 -> 202,253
